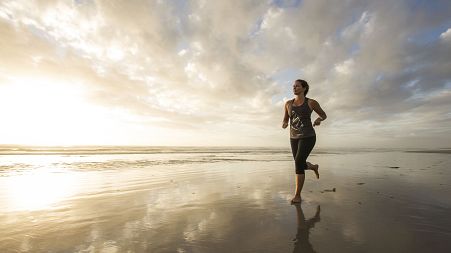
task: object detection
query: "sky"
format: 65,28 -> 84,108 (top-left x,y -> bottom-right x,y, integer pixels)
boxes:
0,0 -> 450,148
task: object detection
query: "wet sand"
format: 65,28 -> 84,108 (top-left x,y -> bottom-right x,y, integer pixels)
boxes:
1,149 -> 451,252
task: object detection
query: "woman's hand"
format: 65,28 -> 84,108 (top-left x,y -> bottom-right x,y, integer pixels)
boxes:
313,118 -> 322,127
282,121 -> 288,129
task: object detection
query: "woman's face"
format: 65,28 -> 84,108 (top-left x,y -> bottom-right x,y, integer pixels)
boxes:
293,81 -> 304,95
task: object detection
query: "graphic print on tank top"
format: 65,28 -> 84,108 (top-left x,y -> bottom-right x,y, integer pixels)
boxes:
290,109 -> 304,131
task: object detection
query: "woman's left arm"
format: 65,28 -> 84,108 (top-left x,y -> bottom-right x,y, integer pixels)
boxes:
310,99 -> 327,127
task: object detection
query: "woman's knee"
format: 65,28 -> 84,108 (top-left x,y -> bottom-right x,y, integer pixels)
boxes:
295,168 -> 305,175
295,160 -> 307,174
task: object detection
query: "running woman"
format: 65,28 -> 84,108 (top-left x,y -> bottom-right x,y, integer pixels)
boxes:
282,79 -> 327,204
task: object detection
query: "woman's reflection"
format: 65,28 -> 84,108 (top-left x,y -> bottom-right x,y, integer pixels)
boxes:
293,204 -> 321,253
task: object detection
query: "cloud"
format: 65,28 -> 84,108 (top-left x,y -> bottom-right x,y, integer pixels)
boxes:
0,0 -> 450,147
440,28 -> 451,41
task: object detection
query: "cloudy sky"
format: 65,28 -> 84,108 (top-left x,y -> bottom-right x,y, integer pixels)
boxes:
0,0 -> 450,148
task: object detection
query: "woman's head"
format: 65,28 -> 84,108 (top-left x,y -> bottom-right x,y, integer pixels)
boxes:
293,79 -> 309,96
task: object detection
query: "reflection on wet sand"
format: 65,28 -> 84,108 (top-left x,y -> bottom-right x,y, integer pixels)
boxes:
293,204 -> 321,253
0,160 -> 298,252
1,149 -> 451,252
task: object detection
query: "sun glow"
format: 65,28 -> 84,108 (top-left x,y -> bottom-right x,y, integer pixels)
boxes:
0,76 -> 117,146
2,167 -> 79,212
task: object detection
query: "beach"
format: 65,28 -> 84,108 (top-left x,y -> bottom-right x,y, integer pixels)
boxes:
0,147 -> 450,252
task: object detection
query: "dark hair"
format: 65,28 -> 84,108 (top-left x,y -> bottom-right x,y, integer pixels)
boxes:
296,79 -> 309,96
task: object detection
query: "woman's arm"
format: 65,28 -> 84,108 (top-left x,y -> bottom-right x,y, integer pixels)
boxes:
282,101 -> 289,129
310,99 -> 327,127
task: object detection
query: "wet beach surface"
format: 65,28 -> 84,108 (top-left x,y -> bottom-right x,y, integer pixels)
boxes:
1,148 -> 451,252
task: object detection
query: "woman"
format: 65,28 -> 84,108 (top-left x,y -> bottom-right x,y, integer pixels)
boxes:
282,79 -> 327,204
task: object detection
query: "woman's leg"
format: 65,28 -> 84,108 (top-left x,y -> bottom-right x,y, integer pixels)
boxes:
292,174 -> 305,203
307,162 -> 320,179
290,138 -> 298,160
290,139 -> 303,203
291,136 -> 316,203
295,136 -> 315,174
303,136 -> 318,178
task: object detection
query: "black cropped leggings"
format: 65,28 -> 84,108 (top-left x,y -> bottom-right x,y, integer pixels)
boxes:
290,136 -> 316,174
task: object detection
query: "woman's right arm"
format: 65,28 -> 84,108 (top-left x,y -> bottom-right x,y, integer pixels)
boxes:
282,101 -> 289,129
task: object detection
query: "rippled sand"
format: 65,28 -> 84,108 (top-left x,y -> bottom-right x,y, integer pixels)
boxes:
1,148 -> 450,252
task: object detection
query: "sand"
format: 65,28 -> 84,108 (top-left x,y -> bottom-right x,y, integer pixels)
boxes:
0,148 -> 450,252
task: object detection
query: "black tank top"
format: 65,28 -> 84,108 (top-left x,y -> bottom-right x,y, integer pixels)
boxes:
288,98 -> 316,139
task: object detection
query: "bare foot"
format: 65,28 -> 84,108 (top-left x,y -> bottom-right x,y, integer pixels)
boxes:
312,164 -> 319,179
291,196 -> 302,204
